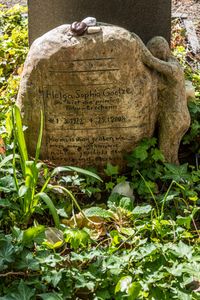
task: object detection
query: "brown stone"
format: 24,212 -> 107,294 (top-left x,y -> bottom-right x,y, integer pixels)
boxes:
17,24 -> 190,169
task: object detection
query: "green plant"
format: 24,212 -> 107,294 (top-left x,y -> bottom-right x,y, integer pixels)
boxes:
0,5 -> 28,129
0,105 -> 102,228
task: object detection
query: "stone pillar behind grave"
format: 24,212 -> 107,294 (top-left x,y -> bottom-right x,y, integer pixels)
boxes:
28,0 -> 171,45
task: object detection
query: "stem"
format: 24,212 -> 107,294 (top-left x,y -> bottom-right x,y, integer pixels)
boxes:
50,185 -> 98,225
137,170 -> 160,216
161,180 -> 175,216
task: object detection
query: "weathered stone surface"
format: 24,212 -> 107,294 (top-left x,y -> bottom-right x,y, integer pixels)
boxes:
28,0 -> 171,45
17,24 -> 190,168
17,25 -> 158,168
143,36 -> 191,163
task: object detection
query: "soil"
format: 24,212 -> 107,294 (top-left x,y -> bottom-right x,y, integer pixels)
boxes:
1,0 -> 26,7
172,0 -> 200,40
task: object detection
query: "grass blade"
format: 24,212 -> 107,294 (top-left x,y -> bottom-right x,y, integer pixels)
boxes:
34,110 -> 43,165
52,166 -> 103,182
13,105 -> 28,166
36,192 -> 60,228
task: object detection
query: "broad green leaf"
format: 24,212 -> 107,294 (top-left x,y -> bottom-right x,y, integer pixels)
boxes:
43,240 -> 63,250
119,197 -> 134,211
105,181 -> 115,190
132,204 -> 152,215
139,243 -> 157,258
176,290 -> 192,300
0,199 -> 11,207
14,252 -> 40,271
107,193 -> 133,210
22,225 -> 45,244
84,207 -> 113,219
96,289 -> 111,299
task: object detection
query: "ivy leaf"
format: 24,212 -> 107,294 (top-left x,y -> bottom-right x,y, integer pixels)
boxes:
43,269 -> 63,288
163,163 -> 190,182
152,149 -> 165,161
10,280 -> 35,300
132,145 -> 148,161
0,238 -> 15,271
105,181 -> 115,190
104,163 -> 119,176
14,252 -> 40,271
38,293 -> 63,300
139,243 -> 157,258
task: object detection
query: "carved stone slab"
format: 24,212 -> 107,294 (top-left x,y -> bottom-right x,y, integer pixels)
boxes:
17,25 -> 158,168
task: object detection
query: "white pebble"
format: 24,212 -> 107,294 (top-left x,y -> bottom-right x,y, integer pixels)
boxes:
87,26 -> 101,34
82,17 -> 97,27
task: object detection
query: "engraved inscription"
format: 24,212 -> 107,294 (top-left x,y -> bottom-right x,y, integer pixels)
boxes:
37,53 -> 154,166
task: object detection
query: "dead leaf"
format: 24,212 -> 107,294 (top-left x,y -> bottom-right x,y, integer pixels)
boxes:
62,213 -> 107,239
0,136 -> 6,155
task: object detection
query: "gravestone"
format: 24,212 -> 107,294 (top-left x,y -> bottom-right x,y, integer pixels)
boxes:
28,0 -> 171,45
17,23 -> 190,168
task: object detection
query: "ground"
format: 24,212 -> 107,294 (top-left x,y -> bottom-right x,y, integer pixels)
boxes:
172,0 -> 200,39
